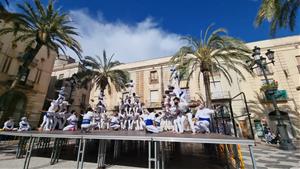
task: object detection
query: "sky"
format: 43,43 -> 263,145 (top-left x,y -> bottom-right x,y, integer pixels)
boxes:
5,0 -> 300,63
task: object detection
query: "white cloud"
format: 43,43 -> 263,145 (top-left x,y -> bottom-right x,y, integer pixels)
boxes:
67,9 -> 185,63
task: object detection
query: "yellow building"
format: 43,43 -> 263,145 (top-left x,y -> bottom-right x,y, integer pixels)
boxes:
0,22 -> 57,127
90,35 -> 300,138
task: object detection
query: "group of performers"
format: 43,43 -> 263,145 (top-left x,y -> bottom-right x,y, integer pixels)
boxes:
2,67 -> 216,135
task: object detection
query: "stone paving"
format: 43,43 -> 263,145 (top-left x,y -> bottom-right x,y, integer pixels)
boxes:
241,141 -> 300,169
0,139 -> 299,169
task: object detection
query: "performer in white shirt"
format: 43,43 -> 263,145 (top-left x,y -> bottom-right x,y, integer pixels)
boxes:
3,118 -> 16,131
110,112 -> 121,130
63,110 -> 78,131
144,111 -> 160,133
55,86 -> 66,104
194,102 -> 214,133
81,107 -> 97,132
18,117 -> 31,131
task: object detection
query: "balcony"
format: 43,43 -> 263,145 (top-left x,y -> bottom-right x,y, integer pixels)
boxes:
264,90 -> 288,102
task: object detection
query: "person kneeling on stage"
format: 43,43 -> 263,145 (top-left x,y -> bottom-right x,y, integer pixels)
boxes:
144,111 -> 160,134
3,118 -> 17,131
194,102 -> 214,133
63,110 -> 78,131
110,112 -> 121,130
18,117 -> 31,131
81,107 -> 97,132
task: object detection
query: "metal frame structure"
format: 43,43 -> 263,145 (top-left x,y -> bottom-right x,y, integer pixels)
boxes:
0,131 -> 256,169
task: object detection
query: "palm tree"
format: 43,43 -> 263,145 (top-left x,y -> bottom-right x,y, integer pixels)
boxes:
0,0 -> 10,20
255,0 -> 300,36
0,0 -> 82,89
79,50 -> 129,94
171,25 -> 251,108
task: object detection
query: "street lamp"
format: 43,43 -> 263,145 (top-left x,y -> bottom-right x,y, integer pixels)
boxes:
248,46 -> 295,150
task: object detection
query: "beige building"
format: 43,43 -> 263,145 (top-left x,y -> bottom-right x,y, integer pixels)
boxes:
90,35 -> 300,138
46,55 -> 91,114
0,22 -> 57,127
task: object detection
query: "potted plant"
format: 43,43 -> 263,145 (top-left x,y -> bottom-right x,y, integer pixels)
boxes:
260,81 -> 278,95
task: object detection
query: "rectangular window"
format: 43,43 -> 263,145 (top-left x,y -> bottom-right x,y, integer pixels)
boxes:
150,90 -> 159,103
150,70 -> 158,84
34,69 -> 42,84
58,73 -> 64,79
1,56 -> 12,73
296,56 -> 300,73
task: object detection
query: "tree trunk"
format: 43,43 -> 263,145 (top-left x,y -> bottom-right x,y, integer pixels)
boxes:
202,71 -> 212,108
10,43 -> 43,89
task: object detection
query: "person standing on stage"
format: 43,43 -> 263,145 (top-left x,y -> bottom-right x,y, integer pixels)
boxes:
194,102 -> 214,133
18,117 -> 31,131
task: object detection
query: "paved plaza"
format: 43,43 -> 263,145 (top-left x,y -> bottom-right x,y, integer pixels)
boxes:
0,139 -> 299,169
241,141 -> 300,169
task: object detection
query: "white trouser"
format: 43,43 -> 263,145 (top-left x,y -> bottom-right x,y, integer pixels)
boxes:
18,127 -> 30,131
63,124 -> 77,131
45,117 -> 53,131
110,124 -> 121,130
40,115 -> 47,129
174,115 -> 186,133
127,115 -> 134,130
139,120 -> 145,130
81,123 -> 97,131
52,117 -> 58,130
95,121 -> 101,129
146,125 -> 160,133
195,120 -> 210,133
122,120 -> 128,130
100,119 -> 109,129
186,113 -> 195,133
134,119 -> 140,130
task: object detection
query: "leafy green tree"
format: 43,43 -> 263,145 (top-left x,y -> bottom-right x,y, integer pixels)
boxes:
78,50 -> 129,94
0,0 -> 82,89
171,25 -> 251,107
255,0 -> 299,36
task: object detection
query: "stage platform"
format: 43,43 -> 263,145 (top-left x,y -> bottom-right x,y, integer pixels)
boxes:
0,130 -> 254,145
0,130 -> 257,169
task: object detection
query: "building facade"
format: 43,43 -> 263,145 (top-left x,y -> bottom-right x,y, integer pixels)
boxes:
89,35 -> 300,138
0,22 -> 57,127
45,55 -> 91,114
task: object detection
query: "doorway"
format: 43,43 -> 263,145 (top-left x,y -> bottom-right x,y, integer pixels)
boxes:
0,90 -> 27,127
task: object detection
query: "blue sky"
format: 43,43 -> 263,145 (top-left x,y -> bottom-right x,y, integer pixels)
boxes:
5,0 -> 300,62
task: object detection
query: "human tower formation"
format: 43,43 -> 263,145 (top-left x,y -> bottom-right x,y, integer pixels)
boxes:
2,68 -> 214,134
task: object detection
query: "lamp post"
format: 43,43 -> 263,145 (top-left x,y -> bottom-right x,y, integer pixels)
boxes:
248,46 -> 295,150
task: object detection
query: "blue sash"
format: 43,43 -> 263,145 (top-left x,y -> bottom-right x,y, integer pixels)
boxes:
145,119 -> 153,126
21,123 -> 27,127
82,119 -> 91,124
199,117 -> 210,122
110,122 -> 119,126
